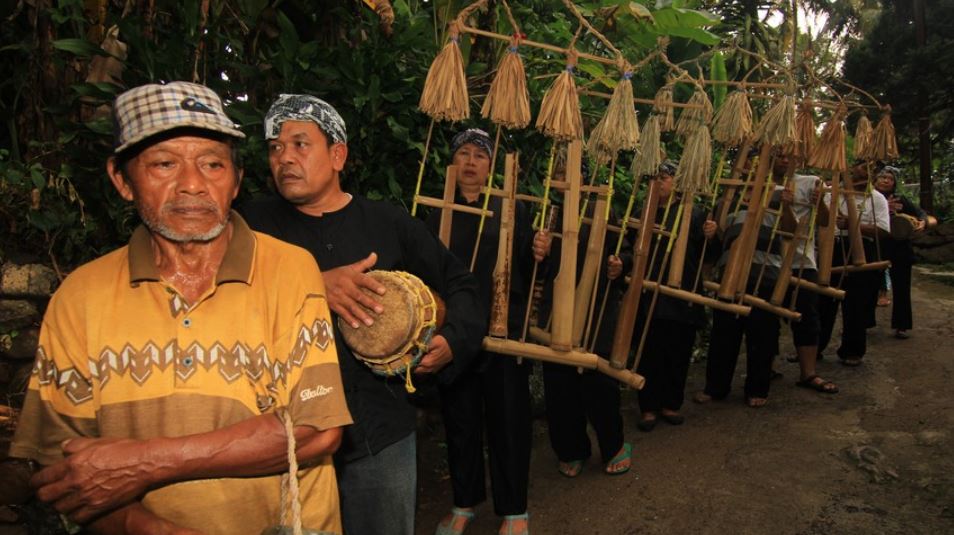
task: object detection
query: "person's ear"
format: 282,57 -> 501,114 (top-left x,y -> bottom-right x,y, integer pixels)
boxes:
331,143 -> 348,172
107,157 -> 135,202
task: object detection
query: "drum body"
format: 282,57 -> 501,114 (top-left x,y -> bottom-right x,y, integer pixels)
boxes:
337,270 -> 444,376
890,213 -> 919,240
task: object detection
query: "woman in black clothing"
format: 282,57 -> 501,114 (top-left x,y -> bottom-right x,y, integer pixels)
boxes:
873,166 -> 929,339
426,128 -> 550,535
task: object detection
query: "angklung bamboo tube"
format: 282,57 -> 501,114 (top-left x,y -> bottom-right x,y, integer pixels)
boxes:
551,140 -> 583,351
735,156 -> 796,298
830,260 -> 891,274
840,174 -> 867,267
608,177 -> 662,369
816,174 -> 840,286
666,194 -> 694,287
500,335 -> 646,389
770,210 -> 810,306
716,136 -> 754,230
573,196 -> 608,347
438,165 -> 458,248
717,143 -> 772,300
489,154 -> 518,337
703,281 -> 801,321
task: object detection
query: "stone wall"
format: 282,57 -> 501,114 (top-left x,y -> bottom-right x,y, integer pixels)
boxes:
913,221 -> 954,264
1,263 -> 58,453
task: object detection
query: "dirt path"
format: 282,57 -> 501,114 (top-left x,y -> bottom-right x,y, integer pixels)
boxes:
416,269 -> 954,534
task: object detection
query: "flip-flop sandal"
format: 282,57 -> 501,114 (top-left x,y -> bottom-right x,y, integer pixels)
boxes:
604,443 -> 632,475
558,460 -> 583,478
435,507 -> 475,535
841,358 -> 862,367
746,397 -> 768,408
795,374 -> 839,394
499,513 -> 529,535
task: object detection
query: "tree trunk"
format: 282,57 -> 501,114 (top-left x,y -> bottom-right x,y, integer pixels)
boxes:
913,0 -> 933,212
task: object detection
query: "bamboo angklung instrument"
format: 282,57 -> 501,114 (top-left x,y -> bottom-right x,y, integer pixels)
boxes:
522,205 -> 561,342
608,175 -> 662,369
840,173 -> 868,267
717,142 -> 773,300
489,154 -> 518,337
715,136 -> 755,229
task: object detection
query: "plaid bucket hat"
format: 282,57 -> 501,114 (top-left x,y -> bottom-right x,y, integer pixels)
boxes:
112,81 -> 245,154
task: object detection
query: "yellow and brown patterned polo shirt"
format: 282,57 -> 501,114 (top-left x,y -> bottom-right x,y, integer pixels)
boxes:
11,213 -> 352,534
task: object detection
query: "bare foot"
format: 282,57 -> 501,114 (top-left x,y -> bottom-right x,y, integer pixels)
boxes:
746,397 -> 768,408
693,391 -> 713,404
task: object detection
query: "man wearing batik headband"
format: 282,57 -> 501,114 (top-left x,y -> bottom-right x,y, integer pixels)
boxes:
241,94 -> 484,535
424,128 -> 550,535
10,82 -> 352,534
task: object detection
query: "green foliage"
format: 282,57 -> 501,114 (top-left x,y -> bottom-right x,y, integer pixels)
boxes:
0,0 -> 732,271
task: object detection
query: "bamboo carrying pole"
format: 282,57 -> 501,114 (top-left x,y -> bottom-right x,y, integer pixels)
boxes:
482,338 -> 645,389
816,175 -> 840,286
437,165 -> 459,247
608,177 -> 662,369
489,154 -> 518,337
551,140 -> 583,350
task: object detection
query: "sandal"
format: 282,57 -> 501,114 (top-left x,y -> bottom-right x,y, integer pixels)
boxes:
558,460 -> 583,478
636,413 -> 657,432
604,443 -> 632,475
795,375 -> 839,394
841,357 -> 862,367
499,513 -> 529,535
895,330 -> 910,340
435,507 -> 475,535
692,391 -> 713,404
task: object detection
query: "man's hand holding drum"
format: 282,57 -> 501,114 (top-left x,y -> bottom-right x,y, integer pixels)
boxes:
323,252 -> 388,328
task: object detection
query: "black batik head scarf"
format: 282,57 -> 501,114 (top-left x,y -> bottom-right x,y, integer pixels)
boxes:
450,128 -> 493,159
264,94 -> 348,144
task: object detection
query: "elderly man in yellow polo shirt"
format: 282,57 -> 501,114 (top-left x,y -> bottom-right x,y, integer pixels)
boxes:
9,82 -> 353,534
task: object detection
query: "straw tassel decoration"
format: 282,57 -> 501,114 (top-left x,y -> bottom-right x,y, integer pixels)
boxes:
711,90 -> 752,147
631,114 -> 662,178
675,125 -> 712,194
808,104 -> 848,172
754,94 -> 796,148
418,21 -> 470,122
654,84 -> 675,132
586,67 -> 640,164
790,100 -> 817,160
853,113 -> 873,161
674,88 -> 713,139
481,36 -> 531,129
869,108 -> 899,161
536,51 -> 583,141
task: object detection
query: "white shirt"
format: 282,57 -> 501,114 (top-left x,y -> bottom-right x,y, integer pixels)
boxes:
776,174 -> 821,270
824,184 -> 890,238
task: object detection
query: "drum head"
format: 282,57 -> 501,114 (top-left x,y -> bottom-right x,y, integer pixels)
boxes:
337,271 -> 418,361
890,214 -> 916,240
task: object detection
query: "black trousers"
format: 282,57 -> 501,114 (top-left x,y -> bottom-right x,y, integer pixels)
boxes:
704,280 -> 779,400
888,253 -> 913,330
637,318 -> 697,412
438,352 -> 531,516
789,269 -> 821,348
542,362 -> 624,464
818,239 -> 881,360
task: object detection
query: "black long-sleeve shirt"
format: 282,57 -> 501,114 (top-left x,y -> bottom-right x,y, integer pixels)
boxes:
424,195 -> 536,341
241,195 -> 485,462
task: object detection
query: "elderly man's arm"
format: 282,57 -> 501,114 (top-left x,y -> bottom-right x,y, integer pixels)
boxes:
31,414 -> 343,525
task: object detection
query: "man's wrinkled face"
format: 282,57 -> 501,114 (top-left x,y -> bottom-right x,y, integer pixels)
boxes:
109,136 -> 241,242
267,120 -> 347,206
